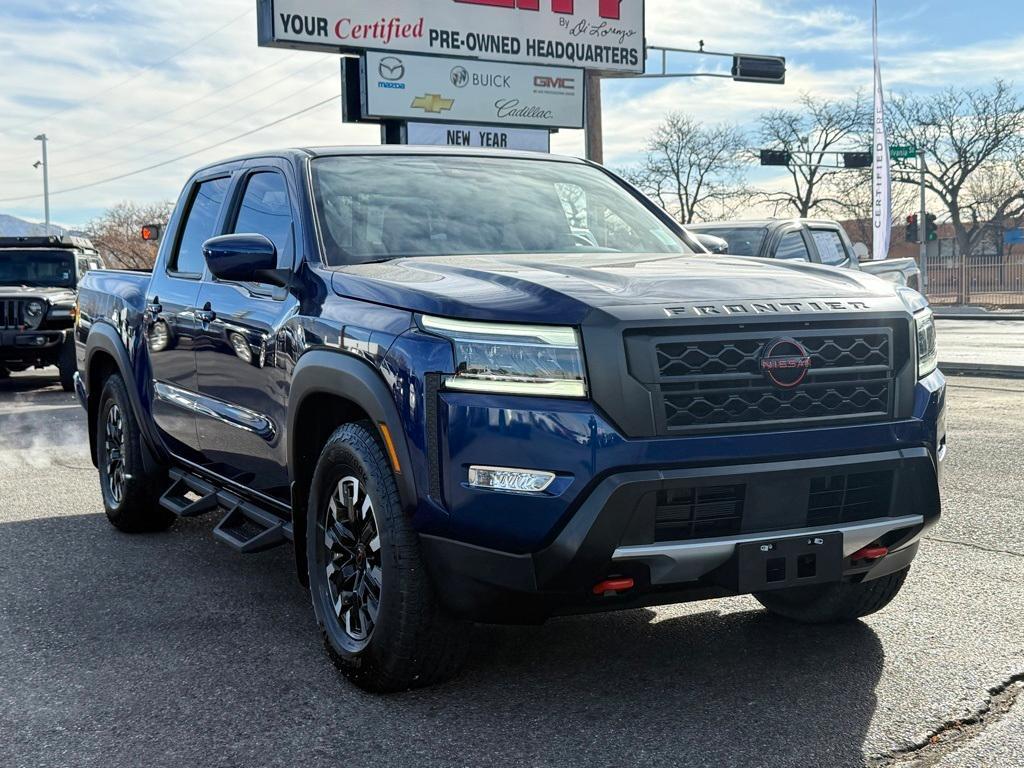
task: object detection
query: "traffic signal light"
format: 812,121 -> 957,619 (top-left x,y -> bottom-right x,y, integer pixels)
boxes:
906,214 -> 919,242
760,149 -> 792,166
843,152 -> 872,169
926,213 -> 938,242
732,55 -> 787,85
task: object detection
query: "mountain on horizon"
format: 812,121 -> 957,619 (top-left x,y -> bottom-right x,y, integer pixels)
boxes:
0,213 -> 77,237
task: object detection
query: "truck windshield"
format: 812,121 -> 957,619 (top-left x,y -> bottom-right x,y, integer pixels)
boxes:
691,227 -> 768,257
0,250 -> 75,287
311,155 -> 692,265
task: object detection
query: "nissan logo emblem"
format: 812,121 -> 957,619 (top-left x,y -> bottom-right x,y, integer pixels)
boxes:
759,338 -> 812,388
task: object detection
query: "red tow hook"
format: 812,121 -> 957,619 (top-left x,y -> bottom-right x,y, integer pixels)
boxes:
593,577 -> 635,596
849,545 -> 889,562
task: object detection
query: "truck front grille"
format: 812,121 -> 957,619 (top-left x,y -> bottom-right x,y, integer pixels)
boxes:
627,324 -> 901,434
0,299 -> 24,329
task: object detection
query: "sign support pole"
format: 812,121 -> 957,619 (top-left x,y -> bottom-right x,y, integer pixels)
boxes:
584,72 -> 603,164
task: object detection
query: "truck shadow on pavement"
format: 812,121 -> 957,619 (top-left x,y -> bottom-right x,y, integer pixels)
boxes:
1,505 -> 885,768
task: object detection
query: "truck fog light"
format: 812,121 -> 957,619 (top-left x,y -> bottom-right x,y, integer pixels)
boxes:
468,466 -> 555,493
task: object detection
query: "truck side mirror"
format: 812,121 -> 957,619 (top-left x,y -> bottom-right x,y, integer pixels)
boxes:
202,234 -> 289,287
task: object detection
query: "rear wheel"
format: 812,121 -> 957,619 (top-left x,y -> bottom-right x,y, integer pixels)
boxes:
755,568 -> 910,624
307,422 -> 467,692
58,338 -> 76,392
97,374 -> 175,533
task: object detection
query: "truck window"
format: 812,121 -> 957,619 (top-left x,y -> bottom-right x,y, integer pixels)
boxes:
311,156 -> 692,265
811,230 -> 850,266
776,232 -> 811,262
171,177 -> 230,275
231,172 -> 294,268
691,227 -> 767,257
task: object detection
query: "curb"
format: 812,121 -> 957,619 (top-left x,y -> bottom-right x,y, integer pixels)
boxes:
939,362 -> 1024,379
934,313 -> 1024,322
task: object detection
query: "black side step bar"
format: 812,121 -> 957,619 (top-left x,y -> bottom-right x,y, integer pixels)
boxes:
160,468 -> 293,554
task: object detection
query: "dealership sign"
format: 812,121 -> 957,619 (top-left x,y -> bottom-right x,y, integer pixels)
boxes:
257,0 -> 645,73
362,52 -> 583,129
406,122 -> 551,152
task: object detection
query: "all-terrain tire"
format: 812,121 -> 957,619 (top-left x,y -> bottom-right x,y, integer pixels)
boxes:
755,568 -> 910,624
307,421 -> 468,693
58,337 -> 76,392
96,374 -> 175,533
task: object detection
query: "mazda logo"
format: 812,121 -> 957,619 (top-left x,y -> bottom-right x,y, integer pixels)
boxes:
378,57 -> 405,81
759,338 -> 812,388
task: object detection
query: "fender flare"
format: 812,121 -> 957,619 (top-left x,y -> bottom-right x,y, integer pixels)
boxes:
84,322 -> 166,467
287,349 -> 418,512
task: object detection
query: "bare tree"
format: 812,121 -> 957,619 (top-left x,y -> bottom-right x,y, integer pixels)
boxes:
87,201 -> 173,269
756,92 -> 871,218
887,80 -> 1024,258
623,113 -> 750,224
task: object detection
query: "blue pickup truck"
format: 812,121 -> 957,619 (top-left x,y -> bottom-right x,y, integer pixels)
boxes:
75,148 -> 946,692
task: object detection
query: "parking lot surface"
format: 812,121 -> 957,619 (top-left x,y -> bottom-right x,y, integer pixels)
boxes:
937,319 -> 1024,371
1,369 -> 1022,768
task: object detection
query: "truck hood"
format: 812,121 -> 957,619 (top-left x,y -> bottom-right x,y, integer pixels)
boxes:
0,285 -> 76,302
330,253 -> 898,324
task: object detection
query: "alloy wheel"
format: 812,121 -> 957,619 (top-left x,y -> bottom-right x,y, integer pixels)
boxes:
323,476 -> 382,647
104,404 -> 127,505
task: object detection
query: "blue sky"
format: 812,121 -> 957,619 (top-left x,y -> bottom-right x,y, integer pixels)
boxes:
0,0 -> 1020,227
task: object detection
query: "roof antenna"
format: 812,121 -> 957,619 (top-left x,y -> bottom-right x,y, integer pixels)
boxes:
698,39 -> 705,52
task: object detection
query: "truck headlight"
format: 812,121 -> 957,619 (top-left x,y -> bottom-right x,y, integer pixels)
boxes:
421,315 -> 587,397
24,300 -> 45,328
915,308 -> 938,379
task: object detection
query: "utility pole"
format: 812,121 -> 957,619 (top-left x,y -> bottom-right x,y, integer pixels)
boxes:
33,133 -> 51,235
584,72 -> 603,164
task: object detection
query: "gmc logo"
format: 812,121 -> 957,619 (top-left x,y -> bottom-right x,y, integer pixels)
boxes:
455,0 -> 624,20
534,75 -> 575,89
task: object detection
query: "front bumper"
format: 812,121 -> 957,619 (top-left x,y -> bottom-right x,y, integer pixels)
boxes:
417,372 -> 946,622
0,328 -> 68,362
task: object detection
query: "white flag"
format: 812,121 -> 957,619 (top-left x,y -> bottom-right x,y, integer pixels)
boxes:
871,0 -> 891,261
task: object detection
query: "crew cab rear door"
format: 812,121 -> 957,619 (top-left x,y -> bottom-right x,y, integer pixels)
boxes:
146,171 -> 232,460
191,161 -> 300,503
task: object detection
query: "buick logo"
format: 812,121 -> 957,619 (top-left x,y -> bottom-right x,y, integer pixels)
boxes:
759,338 -> 812,388
450,66 -> 469,88
378,57 -> 405,81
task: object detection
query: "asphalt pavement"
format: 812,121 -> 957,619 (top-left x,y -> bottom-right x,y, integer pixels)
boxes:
1,369 -> 1022,768
937,319 -> 1024,375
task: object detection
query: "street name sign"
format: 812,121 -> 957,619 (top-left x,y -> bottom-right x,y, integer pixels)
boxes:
257,0 -> 646,73
362,51 -> 584,129
890,145 -> 917,160
405,121 -> 552,152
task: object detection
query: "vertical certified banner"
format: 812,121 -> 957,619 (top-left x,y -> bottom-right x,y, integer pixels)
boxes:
871,0 -> 891,261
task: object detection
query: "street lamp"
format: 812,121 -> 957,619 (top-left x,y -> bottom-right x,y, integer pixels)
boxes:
33,133 -> 50,235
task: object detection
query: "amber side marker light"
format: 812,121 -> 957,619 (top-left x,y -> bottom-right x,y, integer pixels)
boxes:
141,224 -> 161,242
377,423 -> 402,474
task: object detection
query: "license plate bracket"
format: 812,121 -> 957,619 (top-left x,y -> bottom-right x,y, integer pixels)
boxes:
737,532 -> 843,593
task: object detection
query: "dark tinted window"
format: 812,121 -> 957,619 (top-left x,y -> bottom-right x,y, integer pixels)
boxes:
0,251 -> 74,287
172,177 -> 230,275
232,172 -> 294,268
691,227 -> 768,257
777,232 -> 811,261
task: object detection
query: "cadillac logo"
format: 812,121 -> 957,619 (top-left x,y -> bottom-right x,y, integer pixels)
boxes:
759,338 -> 812,388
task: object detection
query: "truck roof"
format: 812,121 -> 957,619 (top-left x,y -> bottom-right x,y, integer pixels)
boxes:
0,234 -> 97,252
192,145 -> 588,176
688,219 -> 844,230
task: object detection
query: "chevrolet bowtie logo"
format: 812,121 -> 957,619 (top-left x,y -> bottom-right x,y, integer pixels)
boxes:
411,93 -> 455,113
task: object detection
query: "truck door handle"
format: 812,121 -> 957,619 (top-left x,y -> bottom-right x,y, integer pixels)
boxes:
196,306 -> 217,324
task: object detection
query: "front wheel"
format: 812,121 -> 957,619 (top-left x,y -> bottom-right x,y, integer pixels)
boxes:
755,568 -> 910,624
97,374 -> 175,533
307,422 -> 467,692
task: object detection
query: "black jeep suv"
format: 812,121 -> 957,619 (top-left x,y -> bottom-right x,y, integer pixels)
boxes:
0,235 -> 105,390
